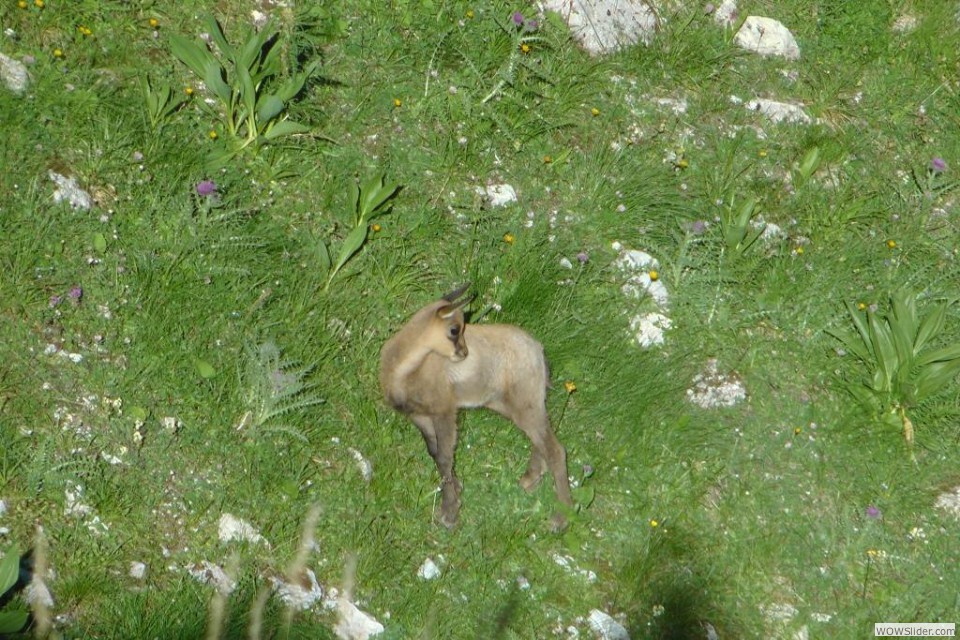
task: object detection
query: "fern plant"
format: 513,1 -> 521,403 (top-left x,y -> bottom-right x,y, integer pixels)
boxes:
0,544 -> 28,635
235,342 -> 325,442
830,290 -> 960,444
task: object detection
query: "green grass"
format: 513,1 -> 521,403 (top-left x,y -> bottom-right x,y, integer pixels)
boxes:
2,0 -> 960,637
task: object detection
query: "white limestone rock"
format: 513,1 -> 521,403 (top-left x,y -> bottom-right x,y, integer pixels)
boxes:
735,16 -> 800,60
745,98 -> 812,125
540,0 -> 658,55
0,53 -> 29,93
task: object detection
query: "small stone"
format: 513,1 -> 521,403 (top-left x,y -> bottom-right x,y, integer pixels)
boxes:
218,513 -> 268,546
49,171 -> 93,210
129,561 -> 148,580
0,53 -> 29,93
587,610 -> 630,640
417,558 -> 441,580
735,16 -> 800,60
745,98 -> 812,125
475,183 -> 517,207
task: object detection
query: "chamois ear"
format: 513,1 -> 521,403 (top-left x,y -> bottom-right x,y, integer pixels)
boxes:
438,294 -> 474,319
441,282 -> 472,303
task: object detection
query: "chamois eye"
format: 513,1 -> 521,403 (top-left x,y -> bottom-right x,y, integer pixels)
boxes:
448,325 -> 461,339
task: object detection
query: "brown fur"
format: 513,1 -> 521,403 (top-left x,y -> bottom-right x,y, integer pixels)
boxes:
379,285 -> 573,529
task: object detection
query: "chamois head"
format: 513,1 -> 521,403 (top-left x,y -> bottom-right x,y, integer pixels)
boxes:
428,283 -> 473,362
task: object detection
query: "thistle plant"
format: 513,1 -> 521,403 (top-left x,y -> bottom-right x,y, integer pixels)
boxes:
169,15 -> 320,163
830,290 -> 960,444
481,11 -> 544,103
235,341 -> 325,442
0,544 -> 28,635
320,173 -> 401,292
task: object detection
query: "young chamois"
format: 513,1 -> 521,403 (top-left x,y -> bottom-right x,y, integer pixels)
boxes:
379,284 -> 574,529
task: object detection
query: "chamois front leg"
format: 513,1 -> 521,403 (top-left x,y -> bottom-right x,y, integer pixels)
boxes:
410,413 -> 462,528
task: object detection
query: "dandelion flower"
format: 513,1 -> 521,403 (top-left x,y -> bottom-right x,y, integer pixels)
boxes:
591,107 -> 600,117
503,233 -> 515,245
78,26 -> 93,36
564,381 -> 577,393
795,246 -> 804,255
53,48 -> 64,58
543,155 -> 552,164
393,98 -> 402,108
18,0 -> 27,8
759,149 -> 768,158
185,86 -> 194,96
676,158 -> 689,169
793,427 -> 801,435
648,270 -> 659,281
857,302 -> 867,311
649,519 -> 659,528
466,9 -> 474,19
208,130 -> 218,140
886,239 -> 897,249
520,43 -> 531,54
34,0 -> 44,7
371,223 -> 382,232
149,18 -> 160,29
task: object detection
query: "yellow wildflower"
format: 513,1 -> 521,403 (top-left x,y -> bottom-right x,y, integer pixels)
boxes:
886,239 -> 897,249
185,86 -> 194,96
564,381 -> 577,394
503,233 -> 515,245
149,18 -> 160,29
466,9 -> 474,19
393,98 -> 402,108
18,0 -> 27,8
371,223 -> 382,232
53,48 -> 64,58
543,155 -> 552,164
591,107 -> 600,117
520,43 -> 531,54
649,270 -> 659,281
34,0 -> 44,7
208,130 -> 218,140
857,302 -> 867,311
650,519 -> 659,528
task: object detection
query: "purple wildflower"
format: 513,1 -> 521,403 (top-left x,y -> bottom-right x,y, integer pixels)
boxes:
691,220 -> 708,235
196,180 -> 217,197
576,251 -> 589,264
49,295 -> 62,308
582,464 -> 594,477
524,19 -> 538,31
68,286 -> 83,302
865,505 -> 881,519
930,157 -> 947,173
511,11 -> 524,26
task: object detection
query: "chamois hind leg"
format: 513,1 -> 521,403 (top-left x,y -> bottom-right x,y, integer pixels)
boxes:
410,413 -> 462,528
495,401 -> 574,527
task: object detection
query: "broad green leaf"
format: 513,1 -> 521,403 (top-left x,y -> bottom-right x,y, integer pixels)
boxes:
734,197 -> 758,228
0,544 -> 19,592
237,24 -> 273,73
913,359 -> 960,403
890,291 -> 918,343
798,146 -> 821,182
915,343 -> 960,367
169,34 -> 214,78
93,232 -> 107,254
256,94 -> 285,125
203,60 -> 232,105
827,328 -> 872,364
204,15 -> 236,59
0,610 -> 28,634
314,237 -> 331,272
868,313 -> 897,389
275,60 -> 321,103
195,359 -> 217,379
915,302 -> 949,354
359,174 -> 385,218
235,64 -> 257,133
204,148 -> 235,171
348,181 -> 361,225
845,301 -> 873,359
261,120 -> 311,140
332,224 -> 368,275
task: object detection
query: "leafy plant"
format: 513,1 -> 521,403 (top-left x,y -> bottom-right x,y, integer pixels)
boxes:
793,146 -> 821,188
481,13 -> 545,104
320,173 -> 401,291
830,290 -> 960,443
140,76 -> 188,130
235,341 -> 325,442
719,195 -> 765,256
0,544 -> 28,635
169,15 -> 320,163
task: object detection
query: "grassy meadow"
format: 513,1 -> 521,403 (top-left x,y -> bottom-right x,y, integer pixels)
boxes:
1,0 -> 960,638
